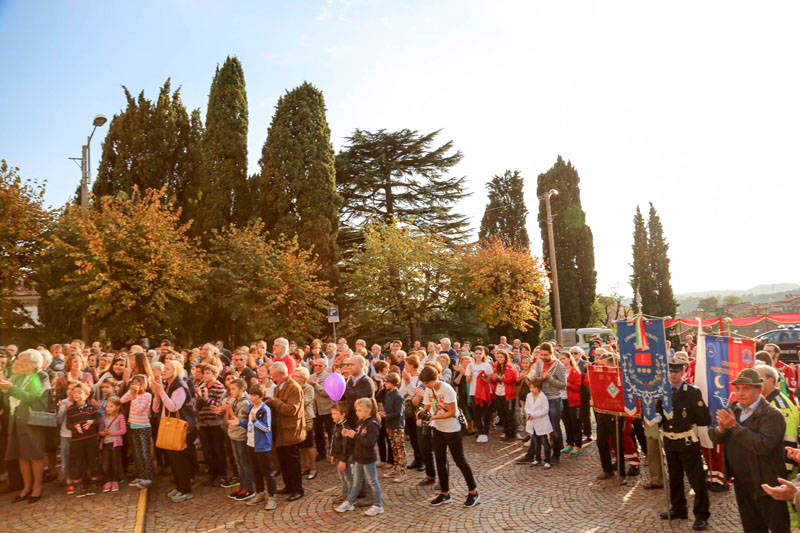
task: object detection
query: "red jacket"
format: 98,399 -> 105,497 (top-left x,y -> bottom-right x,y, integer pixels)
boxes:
566,366 -> 582,407
494,363 -> 518,400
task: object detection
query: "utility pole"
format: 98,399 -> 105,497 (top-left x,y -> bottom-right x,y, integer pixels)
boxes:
70,115 -> 107,342
542,189 -> 562,346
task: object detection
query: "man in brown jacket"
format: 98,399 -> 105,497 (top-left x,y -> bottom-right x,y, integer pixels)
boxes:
266,360 -> 306,501
709,368 -> 788,532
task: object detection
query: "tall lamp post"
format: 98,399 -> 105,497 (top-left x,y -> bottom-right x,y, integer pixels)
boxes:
68,114 -> 107,341
541,189 -> 562,346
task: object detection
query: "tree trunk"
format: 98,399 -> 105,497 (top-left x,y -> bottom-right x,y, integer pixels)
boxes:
408,320 -> 422,346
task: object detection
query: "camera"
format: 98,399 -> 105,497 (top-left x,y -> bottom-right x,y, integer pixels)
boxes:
418,410 -> 432,423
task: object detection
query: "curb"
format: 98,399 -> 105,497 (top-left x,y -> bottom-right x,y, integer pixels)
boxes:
134,487 -> 148,533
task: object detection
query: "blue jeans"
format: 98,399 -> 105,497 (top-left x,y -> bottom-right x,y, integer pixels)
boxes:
337,461 -> 353,498
548,397 -> 563,458
231,439 -> 254,492
347,462 -> 382,507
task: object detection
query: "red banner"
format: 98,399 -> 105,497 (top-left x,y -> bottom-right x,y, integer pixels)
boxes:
588,365 -> 632,416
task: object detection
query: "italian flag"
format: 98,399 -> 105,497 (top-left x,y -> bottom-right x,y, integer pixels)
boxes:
634,316 -> 649,351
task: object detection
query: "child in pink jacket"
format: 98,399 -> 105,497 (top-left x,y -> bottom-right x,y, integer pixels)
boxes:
99,396 -> 127,492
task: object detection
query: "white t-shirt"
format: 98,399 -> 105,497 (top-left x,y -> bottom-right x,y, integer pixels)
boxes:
468,361 -> 494,396
424,382 -> 462,433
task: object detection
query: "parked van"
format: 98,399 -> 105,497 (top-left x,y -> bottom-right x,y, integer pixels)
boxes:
560,328 -> 615,351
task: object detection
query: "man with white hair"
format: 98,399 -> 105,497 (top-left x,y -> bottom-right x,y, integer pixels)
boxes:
440,338 -> 458,369
272,338 -> 296,376
755,361 -> 799,473
265,361 -> 305,501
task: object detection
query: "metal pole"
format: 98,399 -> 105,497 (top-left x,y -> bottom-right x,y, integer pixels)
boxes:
332,322 -> 336,343
615,414 -> 621,480
658,429 -> 672,523
80,144 -> 89,210
545,192 -> 563,346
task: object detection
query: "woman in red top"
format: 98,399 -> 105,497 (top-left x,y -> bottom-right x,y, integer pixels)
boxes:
560,352 -> 582,454
492,351 -> 518,441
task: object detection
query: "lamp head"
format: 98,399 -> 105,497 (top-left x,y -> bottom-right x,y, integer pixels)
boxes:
92,114 -> 107,127
549,189 -> 559,197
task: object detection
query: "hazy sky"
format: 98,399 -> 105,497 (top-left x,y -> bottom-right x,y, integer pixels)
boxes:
2,1 -> 798,296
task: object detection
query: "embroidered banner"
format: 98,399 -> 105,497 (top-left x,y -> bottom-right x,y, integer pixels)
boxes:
588,365 -> 628,416
704,335 -> 756,418
617,317 -> 673,424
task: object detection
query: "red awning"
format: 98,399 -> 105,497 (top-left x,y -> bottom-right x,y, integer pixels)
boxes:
665,314 -> 800,328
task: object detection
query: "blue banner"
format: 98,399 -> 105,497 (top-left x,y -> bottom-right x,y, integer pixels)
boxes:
704,335 -> 730,418
617,317 -> 673,424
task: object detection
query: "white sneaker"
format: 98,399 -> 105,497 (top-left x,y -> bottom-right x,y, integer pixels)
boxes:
167,488 -> 180,498
477,434 -> 488,443
364,505 -> 384,516
544,462 -> 551,469
170,492 -> 194,503
335,501 -> 355,513
264,496 -> 277,511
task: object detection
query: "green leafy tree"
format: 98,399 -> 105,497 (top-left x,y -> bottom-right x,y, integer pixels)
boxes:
478,170 -> 530,250
93,80 -> 203,213
336,129 -> 468,243
647,202 -> 677,317
0,161 -> 54,342
698,296 -> 719,313
344,220 -> 454,341
42,187 -> 208,345
630,205 -> 657,313
256,82 -> 340,284
536,156 -> 597,328
194,57 -> 250,237
202,223 -> 332,344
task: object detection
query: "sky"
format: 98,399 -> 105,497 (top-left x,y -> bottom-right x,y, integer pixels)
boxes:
1,0 -> 799,297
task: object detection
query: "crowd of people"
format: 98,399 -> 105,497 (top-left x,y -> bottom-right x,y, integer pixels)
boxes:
1,334 -> 800,530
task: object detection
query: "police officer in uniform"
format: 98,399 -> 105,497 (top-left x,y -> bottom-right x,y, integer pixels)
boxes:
658,353 -> 711,531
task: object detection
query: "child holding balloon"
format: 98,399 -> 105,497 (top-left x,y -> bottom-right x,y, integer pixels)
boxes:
329,402 -> 354,503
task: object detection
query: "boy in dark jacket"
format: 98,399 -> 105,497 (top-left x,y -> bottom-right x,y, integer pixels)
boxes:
381,372 -> 406,481
329,402 -> 354,503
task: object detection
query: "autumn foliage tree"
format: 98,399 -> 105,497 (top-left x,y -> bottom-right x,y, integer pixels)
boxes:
0,160 -> 53,341
204,223 -> 332,343
42,187 -> 208,344
456,237 -> 547,338
344,220 -> 453,341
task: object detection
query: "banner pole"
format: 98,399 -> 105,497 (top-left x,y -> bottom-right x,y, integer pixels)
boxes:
615,414 -> 621,481
658,429 -> 671,524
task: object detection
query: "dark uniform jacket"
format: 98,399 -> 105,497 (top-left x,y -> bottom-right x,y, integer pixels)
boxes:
658,381 -> 711,451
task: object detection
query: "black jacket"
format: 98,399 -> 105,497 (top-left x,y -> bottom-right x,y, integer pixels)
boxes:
383,388 -> 404,430
709,397 -> 786,498
352,417 -> 380,464
344,374 -> 374,425
330,419 -> 354,463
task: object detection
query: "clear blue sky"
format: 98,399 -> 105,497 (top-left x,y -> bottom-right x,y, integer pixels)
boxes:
2,0 -> 799,297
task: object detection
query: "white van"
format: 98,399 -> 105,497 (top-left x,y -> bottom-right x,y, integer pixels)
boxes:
560,328 -> 615,351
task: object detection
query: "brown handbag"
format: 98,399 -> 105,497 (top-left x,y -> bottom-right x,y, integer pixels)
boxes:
156,410 -> 188,451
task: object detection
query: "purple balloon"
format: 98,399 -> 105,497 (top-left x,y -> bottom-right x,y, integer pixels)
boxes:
324,372 -> 346,402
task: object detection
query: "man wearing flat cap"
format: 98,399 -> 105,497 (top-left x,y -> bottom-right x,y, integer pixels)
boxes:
710,367 -> 789,532
657,352 -> 711,531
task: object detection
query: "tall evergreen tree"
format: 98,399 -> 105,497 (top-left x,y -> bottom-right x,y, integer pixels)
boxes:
255,82 -> 340,284
647,202 -> 677,317
478,170 -> 530,249
193,56 -> 249,237
536,156 -> 596,328
630,205 -> 657,313
93,80 -> 203,211
336,129 -> 468,242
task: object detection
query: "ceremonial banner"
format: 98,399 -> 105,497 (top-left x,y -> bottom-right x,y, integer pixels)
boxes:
617,317 -> 673,424
695,322 -> 713,448
704,335 -> 756,419
588,365 -> 627,416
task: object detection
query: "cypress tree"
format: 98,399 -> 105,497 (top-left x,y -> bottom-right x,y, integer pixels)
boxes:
647,202 -> 677,317
478,170 -> 530,249
630,205 -> 657,313
536,156 -> 596,328
94,80 -> 203,210
336,129 -> 468,242
191,56 -> 249,237
256,82 -> 340,284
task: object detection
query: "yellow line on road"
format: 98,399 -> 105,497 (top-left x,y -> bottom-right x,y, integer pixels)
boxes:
134,487 -> 148,533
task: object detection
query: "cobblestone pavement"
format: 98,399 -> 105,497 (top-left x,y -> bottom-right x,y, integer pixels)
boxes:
143,427 -> 743,533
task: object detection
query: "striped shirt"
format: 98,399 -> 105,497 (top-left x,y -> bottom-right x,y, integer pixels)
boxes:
66,402 -> 101,441
196,380 -> 227,427
120,390 -> 152,428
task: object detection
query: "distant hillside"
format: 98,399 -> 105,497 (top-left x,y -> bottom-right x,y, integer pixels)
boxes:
676,283 -> 800,316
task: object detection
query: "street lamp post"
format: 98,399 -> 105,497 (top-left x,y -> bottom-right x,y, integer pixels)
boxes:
69,114 -> 107,341
542,189 -> 562,346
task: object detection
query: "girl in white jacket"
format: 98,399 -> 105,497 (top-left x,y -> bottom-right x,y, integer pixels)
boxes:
524,378 -> 553,468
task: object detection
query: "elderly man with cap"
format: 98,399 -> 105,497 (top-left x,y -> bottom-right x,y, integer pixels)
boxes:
657,352 -> 711,530
710,367 -> 789,532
